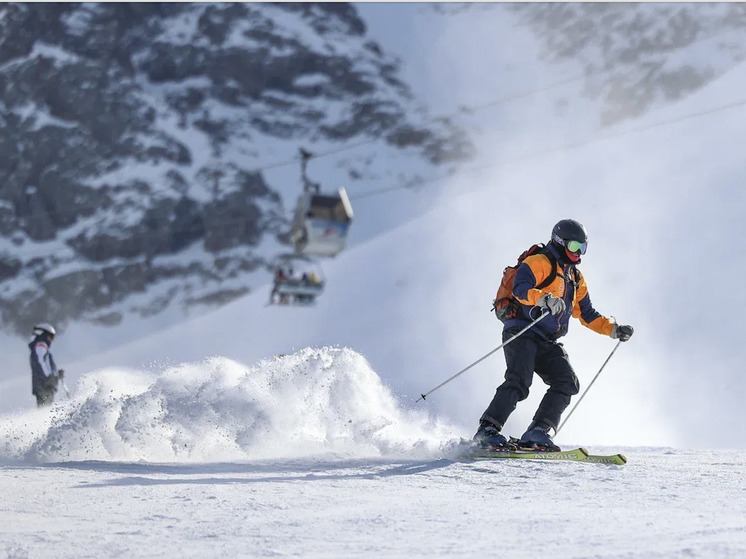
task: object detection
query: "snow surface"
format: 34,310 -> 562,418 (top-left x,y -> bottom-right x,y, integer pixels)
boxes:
2,346 -> 745,558
2,5 -> 746,557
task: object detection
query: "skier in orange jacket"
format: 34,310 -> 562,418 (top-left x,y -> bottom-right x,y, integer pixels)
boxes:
475,219 -> 634,450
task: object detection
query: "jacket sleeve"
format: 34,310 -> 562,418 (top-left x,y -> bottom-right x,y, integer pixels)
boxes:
34,343 -> 54,377
513,254 -> 555,306
572,270 -> 615,336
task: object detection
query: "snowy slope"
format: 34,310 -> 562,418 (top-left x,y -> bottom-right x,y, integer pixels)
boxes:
3,449 -> 745,558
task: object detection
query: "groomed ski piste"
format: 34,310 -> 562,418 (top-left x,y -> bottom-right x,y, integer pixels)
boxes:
1,347 -> 744,558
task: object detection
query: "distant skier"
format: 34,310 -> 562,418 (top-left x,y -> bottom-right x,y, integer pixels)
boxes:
475,219 -> 634,451
29,323 -> 65,407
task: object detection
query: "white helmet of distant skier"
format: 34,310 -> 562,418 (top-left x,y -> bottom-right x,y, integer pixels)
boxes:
32,323 -> 56,338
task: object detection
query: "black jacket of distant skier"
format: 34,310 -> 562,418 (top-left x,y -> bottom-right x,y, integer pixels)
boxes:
29,333 -> 59,397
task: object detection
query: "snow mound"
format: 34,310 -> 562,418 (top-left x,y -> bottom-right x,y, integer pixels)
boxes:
0,347 -> 459,463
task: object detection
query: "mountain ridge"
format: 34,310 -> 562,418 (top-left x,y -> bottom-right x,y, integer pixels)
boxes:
0,2 -> 472,334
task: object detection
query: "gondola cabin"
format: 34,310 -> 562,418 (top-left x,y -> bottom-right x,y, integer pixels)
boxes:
290,187 -> 353,258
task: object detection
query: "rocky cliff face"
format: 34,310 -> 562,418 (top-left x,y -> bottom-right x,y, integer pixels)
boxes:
513,3 -> 746,125
0,3 -> 472,334
435,2 -> 746,125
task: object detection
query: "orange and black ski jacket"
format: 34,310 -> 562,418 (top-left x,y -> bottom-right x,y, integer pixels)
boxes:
503,244 -> 615,340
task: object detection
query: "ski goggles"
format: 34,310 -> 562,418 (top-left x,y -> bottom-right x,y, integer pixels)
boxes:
565,239 -> 587,255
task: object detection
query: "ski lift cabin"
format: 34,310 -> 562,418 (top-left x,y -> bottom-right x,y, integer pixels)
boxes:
289,149 -> 354,258
290,188 -> 353,257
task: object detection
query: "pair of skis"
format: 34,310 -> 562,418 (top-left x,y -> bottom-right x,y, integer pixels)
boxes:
467,446 -> 627,465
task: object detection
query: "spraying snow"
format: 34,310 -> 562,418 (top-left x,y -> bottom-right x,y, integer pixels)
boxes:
0,347 -> 459,463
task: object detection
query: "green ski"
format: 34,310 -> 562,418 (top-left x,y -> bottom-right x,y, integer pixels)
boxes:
580,453 -> 627,465
455,438 -> 627,465
467,447 -> 589,462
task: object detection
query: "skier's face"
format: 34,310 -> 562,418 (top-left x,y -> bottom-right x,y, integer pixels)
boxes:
564,248 -> 581,263
563,239 -> 586,263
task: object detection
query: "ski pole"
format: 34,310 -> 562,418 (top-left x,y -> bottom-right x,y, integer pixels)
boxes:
416,310 -> 548,403
555,339 -> 622,435
60,379 -> 71,398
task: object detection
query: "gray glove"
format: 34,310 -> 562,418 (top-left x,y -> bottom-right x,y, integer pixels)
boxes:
538,293 -> 566,316
611,324 -> 634,342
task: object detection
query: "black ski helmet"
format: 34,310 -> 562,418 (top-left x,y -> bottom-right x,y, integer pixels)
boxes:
552,219 -> 588,245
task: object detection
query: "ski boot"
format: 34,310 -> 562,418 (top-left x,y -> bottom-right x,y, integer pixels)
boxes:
473,420 -> 510,450
518,422 -> 560,452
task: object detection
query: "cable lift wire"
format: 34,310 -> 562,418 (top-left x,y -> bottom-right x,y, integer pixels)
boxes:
11,23 -> 746,236
350,94 -> 746,201
249,22 -> 746,170
12,22 -> 746,228
13,90 -> 746,245
11,85 -> 746,248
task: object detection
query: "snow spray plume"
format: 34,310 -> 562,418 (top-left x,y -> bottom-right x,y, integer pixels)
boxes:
0,347 -> 459,463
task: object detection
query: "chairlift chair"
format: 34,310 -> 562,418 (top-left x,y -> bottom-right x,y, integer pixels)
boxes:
269,254 -> 326,306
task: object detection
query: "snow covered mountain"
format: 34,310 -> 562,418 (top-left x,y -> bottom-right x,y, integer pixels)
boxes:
4,2 -> 746,339
0,2 -> 471,335
435,2 -> 746,125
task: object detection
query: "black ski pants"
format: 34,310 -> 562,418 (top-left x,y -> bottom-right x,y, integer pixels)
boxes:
34,388 -> 55,407
480,326 -> 580,432
32,375 -> 58,408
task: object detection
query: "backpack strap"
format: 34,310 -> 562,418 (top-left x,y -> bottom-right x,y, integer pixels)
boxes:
536,249 -> 580,290
535,248 -> 558,290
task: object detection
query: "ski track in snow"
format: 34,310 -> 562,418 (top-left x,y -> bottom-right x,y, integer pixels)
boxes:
0,348 -> 744,558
